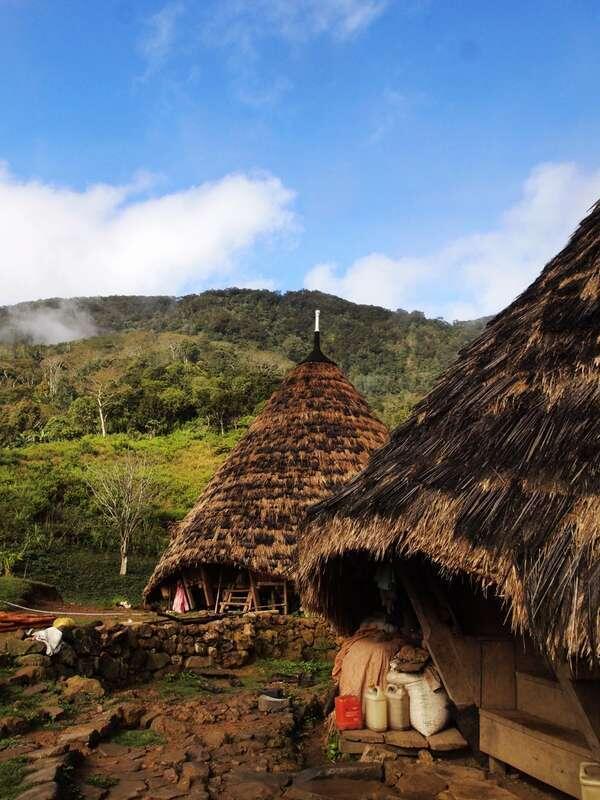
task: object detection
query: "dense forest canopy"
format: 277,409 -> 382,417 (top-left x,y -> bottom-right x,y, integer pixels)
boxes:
0,288 -> 486,446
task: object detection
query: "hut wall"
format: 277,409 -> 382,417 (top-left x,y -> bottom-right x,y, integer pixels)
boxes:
398,563 -> 598,798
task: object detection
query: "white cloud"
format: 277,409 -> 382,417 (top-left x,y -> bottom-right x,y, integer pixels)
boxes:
211,0 -> 389,45
0,165 -> 295,305
305,162 -> 600,319
138,2 -> 184,75
306,253 -> 427,307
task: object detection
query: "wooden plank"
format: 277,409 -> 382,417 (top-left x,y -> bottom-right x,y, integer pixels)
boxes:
427,727 -> 468,752
555,662 -> 600,760
342,729 -> 384,743
481,640 -> 515,709
384,729 -> 427,749
516,671 -> 578,730
480,708 -> 592,798
400,567 -> 477,709
339,738 -> 367,755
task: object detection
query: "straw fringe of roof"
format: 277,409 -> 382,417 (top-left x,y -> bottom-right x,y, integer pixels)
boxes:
299,200 -> 600,662
144,360 -> 388,599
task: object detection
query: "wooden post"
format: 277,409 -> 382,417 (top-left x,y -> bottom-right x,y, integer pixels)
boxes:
214,568 -> 223,613
555,662 -> 600,759
283,580 -> 289,615
399,565 -> 477,710
200,566 -> 214,609
249,572 -> 260,612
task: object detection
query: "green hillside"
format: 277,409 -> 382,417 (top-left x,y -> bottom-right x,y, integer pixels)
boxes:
0,289 -> 486,604
0,288 -> 486,445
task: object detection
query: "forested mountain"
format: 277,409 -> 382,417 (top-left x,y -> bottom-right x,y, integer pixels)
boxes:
0,289 -> 486,446
0,289 -> 487,602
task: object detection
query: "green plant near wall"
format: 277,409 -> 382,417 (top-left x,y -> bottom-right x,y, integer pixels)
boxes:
0,756 -> 28,800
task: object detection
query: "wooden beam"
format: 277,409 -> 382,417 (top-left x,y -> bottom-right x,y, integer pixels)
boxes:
399,566 -> 477,710
554,662 -> 600,759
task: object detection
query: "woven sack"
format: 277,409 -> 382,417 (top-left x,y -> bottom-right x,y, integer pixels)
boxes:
386,669 -> 450,737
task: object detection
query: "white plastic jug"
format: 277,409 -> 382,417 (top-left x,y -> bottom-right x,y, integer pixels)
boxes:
386,684 -> 410,730
580,763 -> 600,800
365,685 -> 388,732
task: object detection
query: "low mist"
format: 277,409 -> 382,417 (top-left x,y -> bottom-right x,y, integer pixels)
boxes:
0,300 -> 98,345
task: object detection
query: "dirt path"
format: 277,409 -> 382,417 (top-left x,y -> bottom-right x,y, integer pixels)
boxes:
2,662 -> 569,800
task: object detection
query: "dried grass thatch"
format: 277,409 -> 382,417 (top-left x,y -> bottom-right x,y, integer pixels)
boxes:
299,202 -> 600,662
144,338 -> 388,600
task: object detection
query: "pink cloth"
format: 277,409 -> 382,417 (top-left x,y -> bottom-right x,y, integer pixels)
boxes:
172,581 -> 191,613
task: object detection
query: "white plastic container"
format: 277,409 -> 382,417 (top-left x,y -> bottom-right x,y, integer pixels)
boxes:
364,685 -> 388,732
386,684 -> 410,730
580,762 -> 600,800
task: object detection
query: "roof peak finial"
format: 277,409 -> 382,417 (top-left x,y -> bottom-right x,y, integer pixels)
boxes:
301,309 -> 335,364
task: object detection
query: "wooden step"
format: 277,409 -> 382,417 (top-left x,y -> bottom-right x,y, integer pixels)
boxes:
339,727 -> 467,756
479,708 -> 592,798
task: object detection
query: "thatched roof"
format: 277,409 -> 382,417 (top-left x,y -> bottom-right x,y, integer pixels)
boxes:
144,334 -> 388,600
299,202 -> 600,662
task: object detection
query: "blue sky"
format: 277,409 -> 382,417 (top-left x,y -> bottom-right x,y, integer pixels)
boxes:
2,0 -> 600,319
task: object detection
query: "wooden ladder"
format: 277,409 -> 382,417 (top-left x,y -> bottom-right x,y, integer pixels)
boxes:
218,586 -> 255,613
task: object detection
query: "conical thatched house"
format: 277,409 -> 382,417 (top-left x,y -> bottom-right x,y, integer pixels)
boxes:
299,206 -> 600,796
144,314 -> 388,613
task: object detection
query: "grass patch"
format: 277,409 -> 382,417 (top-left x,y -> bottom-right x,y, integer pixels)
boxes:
158,671 -> 214,700
86,774 -> 119,789
0,737 -> 19,751
22,548 -> 157,607
259,659 -> 332,684
111,729 -> 165,748
0,756 -> 28,800
0,687 -> 43,723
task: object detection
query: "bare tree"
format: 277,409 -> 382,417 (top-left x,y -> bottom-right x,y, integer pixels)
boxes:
85,379 -> 117,437
42,356 -> 64,399
85,454 -> 157,575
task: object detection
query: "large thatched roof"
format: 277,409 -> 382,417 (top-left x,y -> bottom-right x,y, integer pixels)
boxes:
299,202 -> 600,662
144,335 -> 388,600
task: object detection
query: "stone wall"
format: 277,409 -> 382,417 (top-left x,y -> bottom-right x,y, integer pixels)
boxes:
3,612 -> 337,689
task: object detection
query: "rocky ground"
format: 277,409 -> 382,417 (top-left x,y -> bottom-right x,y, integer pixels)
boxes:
0,643 -> 567,800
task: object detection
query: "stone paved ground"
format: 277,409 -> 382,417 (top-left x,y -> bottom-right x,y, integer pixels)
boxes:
0,663 -> 568,800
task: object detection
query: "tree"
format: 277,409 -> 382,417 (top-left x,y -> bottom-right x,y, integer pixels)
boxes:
91,381 -> 114,438
85,455 -> 158,575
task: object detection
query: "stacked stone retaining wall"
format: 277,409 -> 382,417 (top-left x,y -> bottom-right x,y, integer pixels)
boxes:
1,612 -> 337,689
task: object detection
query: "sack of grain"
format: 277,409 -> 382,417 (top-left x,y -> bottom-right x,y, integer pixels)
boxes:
386,666 -> 450,737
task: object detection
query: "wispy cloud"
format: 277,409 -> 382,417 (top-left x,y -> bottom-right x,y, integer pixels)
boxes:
0,163 -> 295,305
305,162 -> 600,320
138,1 -> 184,77
208,0 -> 389,46
198,0 -> 390,105
369,88 -> 413,143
